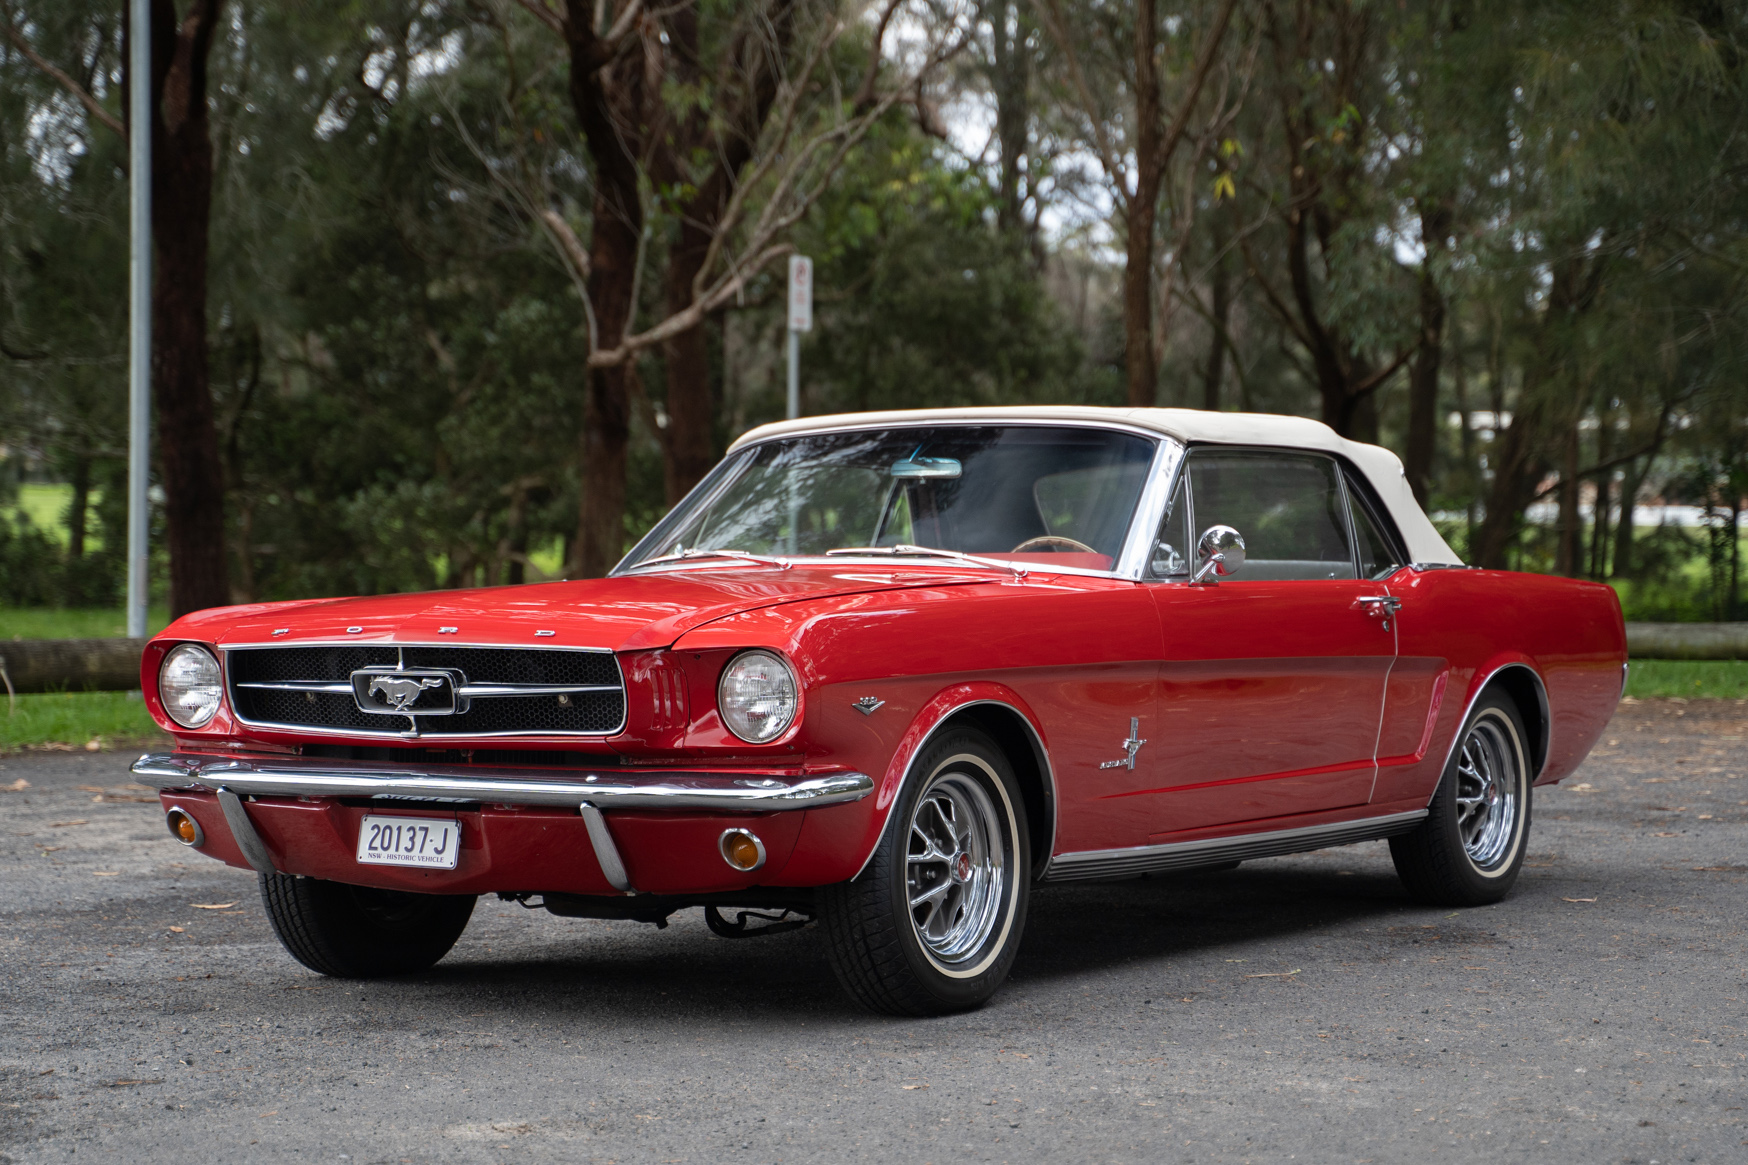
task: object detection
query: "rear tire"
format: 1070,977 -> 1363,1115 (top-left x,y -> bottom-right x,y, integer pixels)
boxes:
1390,693 -> 1532,906
259,873 -> 476,978
820,727 -> 1030,1016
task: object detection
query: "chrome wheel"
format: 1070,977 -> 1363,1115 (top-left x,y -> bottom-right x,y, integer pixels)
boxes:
906,771 -> 1005,965
1454,716 -> 1521,869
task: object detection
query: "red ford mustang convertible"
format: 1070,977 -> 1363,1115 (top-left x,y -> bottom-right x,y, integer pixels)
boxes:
136,407 -> 1625,1014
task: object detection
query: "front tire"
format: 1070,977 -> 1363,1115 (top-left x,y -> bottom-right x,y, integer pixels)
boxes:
820,728 -> 1030,1015
1390,693 -> 1532,906
259,873 -> 476,978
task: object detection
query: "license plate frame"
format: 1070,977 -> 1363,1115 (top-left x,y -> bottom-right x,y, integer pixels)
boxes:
356,815 -> 462,870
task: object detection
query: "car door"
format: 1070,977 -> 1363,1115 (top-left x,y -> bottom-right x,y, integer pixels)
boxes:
1139,448 -> 1398,835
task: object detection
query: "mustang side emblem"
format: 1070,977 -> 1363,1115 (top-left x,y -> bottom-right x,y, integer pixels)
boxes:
368,676 -> 444,712
853,696 -> 885,716
1098,717 -> 1147,770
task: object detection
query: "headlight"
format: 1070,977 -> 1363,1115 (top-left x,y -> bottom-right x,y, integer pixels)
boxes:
159,644 -> 223,729
717,650 -> 799,744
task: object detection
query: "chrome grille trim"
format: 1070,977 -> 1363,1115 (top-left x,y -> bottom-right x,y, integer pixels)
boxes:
221,642 -> 628,739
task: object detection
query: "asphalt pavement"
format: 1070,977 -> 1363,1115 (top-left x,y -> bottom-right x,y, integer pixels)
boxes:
2,697 -> 1744,1164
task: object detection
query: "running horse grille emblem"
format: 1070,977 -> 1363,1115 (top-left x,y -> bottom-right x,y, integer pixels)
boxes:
350,667 -> 461,720
368,676 -> 444,712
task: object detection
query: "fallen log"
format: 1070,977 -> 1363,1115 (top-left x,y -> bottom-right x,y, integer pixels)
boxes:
1624,623 -> 1748,661
0,638 -> 147,694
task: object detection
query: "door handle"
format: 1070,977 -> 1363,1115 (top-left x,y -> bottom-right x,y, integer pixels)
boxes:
1356,594 -> 1401,631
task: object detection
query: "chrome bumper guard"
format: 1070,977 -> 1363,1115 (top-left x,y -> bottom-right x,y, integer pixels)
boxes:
132,752 -> 875,812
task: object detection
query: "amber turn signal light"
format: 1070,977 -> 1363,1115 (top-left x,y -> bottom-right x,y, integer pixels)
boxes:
719,828 -> 766,872
165,807 -> 204,848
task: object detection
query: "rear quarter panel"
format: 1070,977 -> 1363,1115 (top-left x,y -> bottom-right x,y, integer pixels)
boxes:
1373,568 -> 1625,808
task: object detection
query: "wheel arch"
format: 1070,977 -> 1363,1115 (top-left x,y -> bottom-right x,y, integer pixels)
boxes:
1447,662 -> 1550,783
853,688 -> 1057,881
943,703 -> 1056,879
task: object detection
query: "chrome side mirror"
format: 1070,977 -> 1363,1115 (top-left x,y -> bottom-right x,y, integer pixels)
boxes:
1191,525 -> 1245,585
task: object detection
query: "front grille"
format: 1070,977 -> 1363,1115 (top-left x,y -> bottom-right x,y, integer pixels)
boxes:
226,644 -> 626,737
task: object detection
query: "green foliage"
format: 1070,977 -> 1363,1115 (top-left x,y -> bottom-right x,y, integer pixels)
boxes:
2,0 -> 1744,620
795,131 -> 1110,415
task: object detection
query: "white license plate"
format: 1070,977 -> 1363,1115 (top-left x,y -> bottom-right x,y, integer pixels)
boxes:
356,815 -> 461,870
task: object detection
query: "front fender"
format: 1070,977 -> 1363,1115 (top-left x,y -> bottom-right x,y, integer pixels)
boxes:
775,681 -> 1051,887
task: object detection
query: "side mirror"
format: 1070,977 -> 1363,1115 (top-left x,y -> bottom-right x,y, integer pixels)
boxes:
1191,525 -> 1246,585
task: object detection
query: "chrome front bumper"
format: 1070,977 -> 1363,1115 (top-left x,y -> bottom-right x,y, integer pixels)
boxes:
131,752 -> 875,812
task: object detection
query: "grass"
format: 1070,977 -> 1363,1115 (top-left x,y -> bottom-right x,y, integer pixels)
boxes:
1,690 -> 170,752
0,608 -> 172,639
1624,659 -> 1748,700
1,482 -> 97,551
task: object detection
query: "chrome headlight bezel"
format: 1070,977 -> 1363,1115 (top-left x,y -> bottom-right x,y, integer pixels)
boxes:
716,649 -> 800,744
158,643 -> 223,729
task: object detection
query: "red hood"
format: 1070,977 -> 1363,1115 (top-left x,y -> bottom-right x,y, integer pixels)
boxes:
161,565 -> 988,653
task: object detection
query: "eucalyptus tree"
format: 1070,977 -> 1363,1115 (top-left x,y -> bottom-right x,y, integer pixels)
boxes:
4,0 -> 233,615
1035,0 -> 1241,407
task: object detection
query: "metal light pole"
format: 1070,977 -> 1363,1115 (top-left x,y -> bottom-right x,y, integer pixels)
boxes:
126,0 -> 151,640
784,255 -> 812,553
785,255 -> 811,420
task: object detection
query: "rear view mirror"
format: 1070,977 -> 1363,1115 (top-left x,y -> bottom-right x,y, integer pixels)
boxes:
890,457 -> 961,479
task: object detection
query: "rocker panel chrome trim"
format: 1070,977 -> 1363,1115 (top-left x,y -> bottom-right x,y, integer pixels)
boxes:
1043,809 -> 1428,883
131,753 -> 872,812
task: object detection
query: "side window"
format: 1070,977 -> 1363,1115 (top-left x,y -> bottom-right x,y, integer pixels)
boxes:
1185,451 -> 1356,581
1346,474 -> 1404,580
1148,473 -> 1191,578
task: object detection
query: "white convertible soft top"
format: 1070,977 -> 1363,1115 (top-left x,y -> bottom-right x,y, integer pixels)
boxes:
731,405 -> 1463,566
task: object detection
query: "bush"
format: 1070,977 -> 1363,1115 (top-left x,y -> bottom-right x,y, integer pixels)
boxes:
0,513 -> 124,608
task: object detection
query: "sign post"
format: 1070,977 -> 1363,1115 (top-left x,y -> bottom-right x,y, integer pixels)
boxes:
126,0 -> 151,642
785,255 -> 812,420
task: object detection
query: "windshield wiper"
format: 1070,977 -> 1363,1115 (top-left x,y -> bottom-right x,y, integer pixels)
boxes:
825,545 -> 1028,579
635,548 -> 793,570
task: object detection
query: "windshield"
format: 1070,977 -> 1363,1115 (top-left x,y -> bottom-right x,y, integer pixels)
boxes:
621,425 -> 1158,573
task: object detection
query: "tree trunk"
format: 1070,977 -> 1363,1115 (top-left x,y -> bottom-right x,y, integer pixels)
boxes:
1404,205 -> 1451,506
1471,393 -> 1549,569
138,0 -> 229,617
1453,318 -> 1476,545
575,207 -> 638,577
66,455 -> 90,560
1122,0 -> 1162,408
662,226 -> 718,506
1589,407 -> 1613,578
564,6 -> 646,578
1555,415 -> 1581,576
1612,456 -> 1644,578
991,0 -> 1032,238
1202,217 -> 1230,412
645,1 -> 794,506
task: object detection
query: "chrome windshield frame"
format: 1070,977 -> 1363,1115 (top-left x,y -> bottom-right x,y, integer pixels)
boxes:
611,419 -> 1182,582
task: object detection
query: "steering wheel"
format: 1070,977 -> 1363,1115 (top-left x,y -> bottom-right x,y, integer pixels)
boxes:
1010,535 -> 1098,554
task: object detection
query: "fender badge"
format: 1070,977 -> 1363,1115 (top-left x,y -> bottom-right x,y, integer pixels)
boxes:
1098,717 -> 1148,770
853,697 -> 885,716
